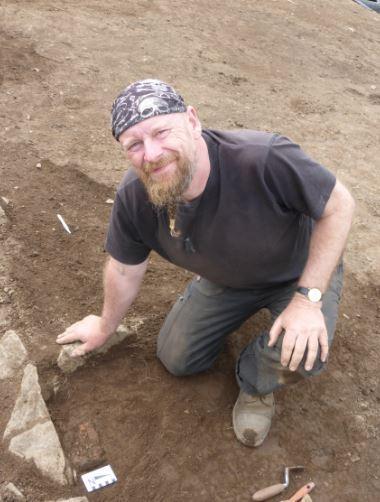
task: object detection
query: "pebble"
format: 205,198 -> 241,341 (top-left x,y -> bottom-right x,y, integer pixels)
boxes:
0,482 -> 26,500
0,206 -> 7,225
67,421 -> 105,471
0,330 -> 27,380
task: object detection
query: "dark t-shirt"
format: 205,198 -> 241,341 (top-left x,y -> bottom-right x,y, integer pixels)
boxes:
105,129 -> 336,288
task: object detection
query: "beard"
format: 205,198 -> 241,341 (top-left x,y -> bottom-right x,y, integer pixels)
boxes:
137,151 -> 195,208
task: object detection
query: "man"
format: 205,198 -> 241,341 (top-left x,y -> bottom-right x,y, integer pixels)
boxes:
57,79 -> 355,447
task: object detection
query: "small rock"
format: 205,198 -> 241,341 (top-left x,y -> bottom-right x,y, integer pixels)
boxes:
0,331 -> 27,380
56,343 -> 87,374
105,199 -> 114,204
46,498 -> 89,502
1,196 -> 10,205
0,482 -> 26,501
4,363 -> 50,439
351,454 -> 360,463
36,162 -> 42,168
343,313 -> 350,320
0,206 -> 7,225
57,324 -> 134,373
9,421 -> 70,485
66,421 -> 106,471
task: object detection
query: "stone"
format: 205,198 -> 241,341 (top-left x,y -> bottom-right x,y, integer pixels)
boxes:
9,421 -> 69,485
4,363 -> 50,439
56,343 -> 87,374
0,331 -> 27,380
0,206 -> 7,225
66,421 -> 106,471
46,498 -> 89,502
0,482 -> 26,501
57,323 -> 140,373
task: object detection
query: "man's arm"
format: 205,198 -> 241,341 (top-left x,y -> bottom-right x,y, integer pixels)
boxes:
56,256 -> 148,357
268,180 -> 355,371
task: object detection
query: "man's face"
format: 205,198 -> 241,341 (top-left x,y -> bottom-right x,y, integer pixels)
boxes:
119,112 -> 198,207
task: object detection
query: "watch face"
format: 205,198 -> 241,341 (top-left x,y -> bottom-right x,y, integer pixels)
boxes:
308,288 -> 322,302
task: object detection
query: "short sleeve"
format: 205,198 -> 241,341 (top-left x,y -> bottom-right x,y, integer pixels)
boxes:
264,135 -> 336,220
105,192 -> 151,264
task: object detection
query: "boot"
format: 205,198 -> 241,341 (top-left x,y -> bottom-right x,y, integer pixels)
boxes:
232,390 -> 275,447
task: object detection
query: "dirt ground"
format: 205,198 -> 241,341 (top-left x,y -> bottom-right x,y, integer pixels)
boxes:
1,0 -> 379,500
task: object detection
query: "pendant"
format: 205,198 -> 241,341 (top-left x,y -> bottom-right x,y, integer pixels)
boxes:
169,218 -> 181,238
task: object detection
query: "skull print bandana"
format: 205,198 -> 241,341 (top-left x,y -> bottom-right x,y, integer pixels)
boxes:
111,79 -> 187,141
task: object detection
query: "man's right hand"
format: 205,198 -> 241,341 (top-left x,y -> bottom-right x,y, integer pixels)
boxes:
56,315 -> 111,357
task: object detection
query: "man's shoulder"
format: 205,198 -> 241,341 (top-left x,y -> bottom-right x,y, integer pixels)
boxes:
203,128 -> 277,149
203,128 -> 280,171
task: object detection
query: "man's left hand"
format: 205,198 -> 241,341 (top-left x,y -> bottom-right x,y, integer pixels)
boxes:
268,295 -> 328,372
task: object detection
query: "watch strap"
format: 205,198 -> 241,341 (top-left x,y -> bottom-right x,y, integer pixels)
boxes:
296,286 -> 323,302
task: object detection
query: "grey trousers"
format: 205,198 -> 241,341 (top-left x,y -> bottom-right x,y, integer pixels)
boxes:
157,263 -> 344,396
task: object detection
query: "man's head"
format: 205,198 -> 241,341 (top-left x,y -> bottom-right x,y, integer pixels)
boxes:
111,79 -> 203,207
111,79 -> 187,141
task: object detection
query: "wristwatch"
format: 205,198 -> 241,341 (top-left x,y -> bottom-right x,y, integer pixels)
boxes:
296,286 -> 323,303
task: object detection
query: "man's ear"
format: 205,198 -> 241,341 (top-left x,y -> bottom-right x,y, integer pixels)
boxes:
186,106 -> 202,138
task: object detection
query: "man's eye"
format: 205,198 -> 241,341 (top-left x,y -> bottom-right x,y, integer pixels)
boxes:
156,129 -> 169,137
127,142 -> 141,152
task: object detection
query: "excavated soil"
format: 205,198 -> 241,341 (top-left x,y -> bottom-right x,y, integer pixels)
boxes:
1,1 -> 379,501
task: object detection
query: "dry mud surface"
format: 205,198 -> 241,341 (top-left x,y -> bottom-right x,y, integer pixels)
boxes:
1,1 -> 379,501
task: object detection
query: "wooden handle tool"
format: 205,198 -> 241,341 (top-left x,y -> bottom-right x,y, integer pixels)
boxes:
280,482 -> 315,502
252,483 -> 287,500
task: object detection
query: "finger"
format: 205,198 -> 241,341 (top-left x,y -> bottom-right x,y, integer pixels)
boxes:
289,333 -> 309,372
268,317 -> 283,347
280,330 -> 298,367
319,329 -> 329,362
56,330 -> 81,344
56,324 -> 77,339
71,343 -> 89,357
305,334 -> 319,371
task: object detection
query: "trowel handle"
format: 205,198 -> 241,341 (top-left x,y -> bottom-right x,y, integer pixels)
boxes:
252,483 -> 286,501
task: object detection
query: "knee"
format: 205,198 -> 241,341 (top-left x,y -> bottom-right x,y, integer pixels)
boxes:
156,343 -> 195,377
301,359 -> 327,378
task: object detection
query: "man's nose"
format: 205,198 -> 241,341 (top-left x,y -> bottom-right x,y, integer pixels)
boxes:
143,138 -> 163,163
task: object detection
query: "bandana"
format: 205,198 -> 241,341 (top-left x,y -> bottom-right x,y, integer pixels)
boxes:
111,79 -> 187,141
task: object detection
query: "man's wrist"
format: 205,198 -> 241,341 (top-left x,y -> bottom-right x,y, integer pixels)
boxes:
296,286 -> 323,303
99,317 -> 119,338
293,292 -> 322,309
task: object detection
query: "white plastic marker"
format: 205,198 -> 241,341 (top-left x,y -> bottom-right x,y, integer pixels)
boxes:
81,464 -> 117,492
56,214 -> 72,234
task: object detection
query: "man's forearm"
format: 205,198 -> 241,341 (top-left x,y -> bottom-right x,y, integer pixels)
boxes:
298,180 -> 355,292
100,256 -> 148,337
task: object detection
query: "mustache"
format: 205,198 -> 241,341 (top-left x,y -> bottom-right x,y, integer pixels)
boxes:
143,153 -> 178,173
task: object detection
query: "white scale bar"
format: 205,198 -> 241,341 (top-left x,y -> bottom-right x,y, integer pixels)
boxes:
81,465 -> 117,492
